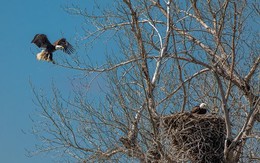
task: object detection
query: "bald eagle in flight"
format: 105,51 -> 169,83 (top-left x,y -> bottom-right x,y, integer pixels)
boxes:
31,34 -> 74,63
191,103 -> 207,114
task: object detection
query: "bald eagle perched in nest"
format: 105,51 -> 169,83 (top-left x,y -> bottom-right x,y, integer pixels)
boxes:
31,34 -> 74,63
191,103 -> 207,114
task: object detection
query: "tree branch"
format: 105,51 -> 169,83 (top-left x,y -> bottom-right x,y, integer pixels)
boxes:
245,56 -> 260,82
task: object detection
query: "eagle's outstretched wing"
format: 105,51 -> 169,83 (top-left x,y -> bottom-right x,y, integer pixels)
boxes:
31,34 -> 52,48
53,38 -> 75,54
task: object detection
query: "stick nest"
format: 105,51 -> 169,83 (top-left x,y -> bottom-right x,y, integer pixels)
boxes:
161,112 -> 226,163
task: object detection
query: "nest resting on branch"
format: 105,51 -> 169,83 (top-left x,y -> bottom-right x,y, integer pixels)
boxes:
161,112 -> 226,163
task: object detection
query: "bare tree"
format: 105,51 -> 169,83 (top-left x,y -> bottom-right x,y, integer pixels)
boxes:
30,0 -> 259,162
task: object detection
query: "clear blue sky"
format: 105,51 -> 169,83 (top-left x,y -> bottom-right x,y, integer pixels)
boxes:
0,0 -> 94,162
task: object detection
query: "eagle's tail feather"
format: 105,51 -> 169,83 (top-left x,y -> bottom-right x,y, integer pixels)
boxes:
36,51 -> 53,62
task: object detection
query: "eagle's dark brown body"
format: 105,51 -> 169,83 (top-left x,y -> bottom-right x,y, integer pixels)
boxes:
191,106 -> 207,114
191,103 -> 207,114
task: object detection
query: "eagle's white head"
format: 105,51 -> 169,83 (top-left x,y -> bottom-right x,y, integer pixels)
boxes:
199,103 -> 207,109
55,45 -> 64,50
